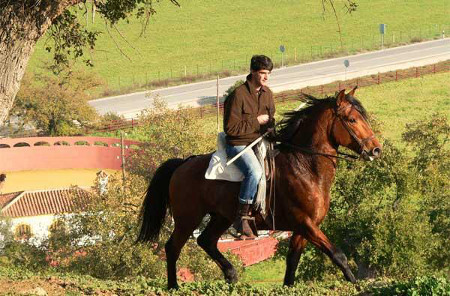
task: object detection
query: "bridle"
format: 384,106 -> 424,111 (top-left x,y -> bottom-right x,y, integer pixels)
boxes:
334,104 -> 375,159
276,102 -> 374,161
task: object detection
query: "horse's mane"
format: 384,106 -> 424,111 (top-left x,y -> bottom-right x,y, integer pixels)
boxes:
275,92 -> 368,142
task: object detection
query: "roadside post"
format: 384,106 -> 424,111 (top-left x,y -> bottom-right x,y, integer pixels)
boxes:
379,24 -> 386,49
216,76 -> 220,132
279,45 -> 285,68
344,59 -> 350,81
120,131 -> 126,187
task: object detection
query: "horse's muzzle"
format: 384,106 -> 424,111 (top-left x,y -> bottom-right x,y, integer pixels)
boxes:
361,146 -> 382,161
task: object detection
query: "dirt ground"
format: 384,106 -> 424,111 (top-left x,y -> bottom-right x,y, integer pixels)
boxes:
0,277 -> 124,295
0,278 -> 67,295
0,169 -> 118,193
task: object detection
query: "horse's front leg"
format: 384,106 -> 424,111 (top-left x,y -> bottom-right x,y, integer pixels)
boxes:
283,232 -> 307,286
301,218 -> 356,283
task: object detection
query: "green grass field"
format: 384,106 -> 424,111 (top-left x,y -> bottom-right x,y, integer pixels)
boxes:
275,71 -> 450,143
27,0 -> 450,95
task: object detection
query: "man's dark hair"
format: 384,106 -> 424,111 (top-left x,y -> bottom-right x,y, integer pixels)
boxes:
250,55 -> 273,72
0,174 -> 5,182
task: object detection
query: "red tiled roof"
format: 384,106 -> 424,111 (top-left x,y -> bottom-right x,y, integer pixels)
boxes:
0,188 -> 90,218
0,191 -> 22,209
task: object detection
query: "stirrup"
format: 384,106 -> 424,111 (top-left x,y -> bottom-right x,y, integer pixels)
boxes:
233,216 -> 258,239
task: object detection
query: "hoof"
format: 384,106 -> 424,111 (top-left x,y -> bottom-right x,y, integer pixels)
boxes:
225,269 -> 238,284
345,271 -> 357,284
283,279 -> 294,287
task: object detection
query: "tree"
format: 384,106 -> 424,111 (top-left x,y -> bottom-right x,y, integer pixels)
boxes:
11,70 -> 100,135
0,0 -> 180,125
0,0 -> 355,125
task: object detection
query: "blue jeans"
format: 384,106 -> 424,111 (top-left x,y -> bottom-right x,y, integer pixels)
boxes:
226,144 -> 262,205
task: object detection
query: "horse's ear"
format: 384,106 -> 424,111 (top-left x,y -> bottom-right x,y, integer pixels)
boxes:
348,85 -> 358,97
336,89 -> 346,107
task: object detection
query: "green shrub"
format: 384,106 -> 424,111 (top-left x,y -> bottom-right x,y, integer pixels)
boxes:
1,241 -> 48,270
402,113 -> 450,271
223,80 -> 245,99
370,276 -> 450,296
11,70 -> 100,136
126,97 -> 215,178
273,114 -> 449,281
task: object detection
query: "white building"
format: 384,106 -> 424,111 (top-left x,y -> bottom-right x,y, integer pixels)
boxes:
0,188 -> 90,244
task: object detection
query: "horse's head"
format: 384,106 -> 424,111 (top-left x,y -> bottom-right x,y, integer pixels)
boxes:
333,87 -> 382,161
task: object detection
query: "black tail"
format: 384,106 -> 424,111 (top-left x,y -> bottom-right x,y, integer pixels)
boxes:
137,158 -> 185,242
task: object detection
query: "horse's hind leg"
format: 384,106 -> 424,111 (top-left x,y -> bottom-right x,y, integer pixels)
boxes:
197,213 -> 238,283
283,232 -> 307,286
302,219 -> 356,283
165,216 -> 203,290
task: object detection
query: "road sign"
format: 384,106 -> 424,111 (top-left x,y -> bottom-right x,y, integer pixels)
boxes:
279,45 -> 285,53
380,24 -> 387,49
344,59 -> 350,68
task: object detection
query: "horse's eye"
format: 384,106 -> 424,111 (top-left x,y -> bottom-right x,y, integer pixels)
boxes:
349,118 -> 356,123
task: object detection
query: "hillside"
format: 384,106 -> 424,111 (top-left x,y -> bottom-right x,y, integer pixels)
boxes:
27,0 -> 450,96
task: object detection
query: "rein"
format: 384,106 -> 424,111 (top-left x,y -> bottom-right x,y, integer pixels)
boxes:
276,142 -> 359,161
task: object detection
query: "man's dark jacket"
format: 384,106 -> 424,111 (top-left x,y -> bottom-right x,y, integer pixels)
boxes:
223,75 -> 275,146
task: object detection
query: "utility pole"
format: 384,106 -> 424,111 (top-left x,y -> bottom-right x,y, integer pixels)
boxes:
216,76 -> 220,132
120,131 -> 126,186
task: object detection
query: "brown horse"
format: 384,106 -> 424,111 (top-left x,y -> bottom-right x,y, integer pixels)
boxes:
137,88 -> 382,289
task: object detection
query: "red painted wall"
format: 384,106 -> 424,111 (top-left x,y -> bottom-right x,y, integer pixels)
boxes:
0,137 -> 140,172
218,237 -> 279,266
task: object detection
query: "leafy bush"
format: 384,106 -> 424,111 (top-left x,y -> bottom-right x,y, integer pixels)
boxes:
126,97 -> 215,178
402,113 -> 450,271
273,114 -> 449,281
223,80 -> 245,99
0,214 -> 13,250
370,276 -> 450,296
1,241 -> 48,270
11,70 -> 101,136
322,115 -> 449,279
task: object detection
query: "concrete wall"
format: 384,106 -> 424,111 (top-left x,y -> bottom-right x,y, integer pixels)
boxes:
0,137 -> 140,172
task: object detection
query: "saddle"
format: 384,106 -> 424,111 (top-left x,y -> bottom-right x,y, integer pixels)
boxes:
205,133 -> 279,235
205,133 -> 273,214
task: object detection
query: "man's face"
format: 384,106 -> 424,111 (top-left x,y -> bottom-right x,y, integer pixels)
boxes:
251,69 -> 271,88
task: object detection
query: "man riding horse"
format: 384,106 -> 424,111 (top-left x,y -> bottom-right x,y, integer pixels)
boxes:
223,55 -> 275,239
137,54 -> 383,290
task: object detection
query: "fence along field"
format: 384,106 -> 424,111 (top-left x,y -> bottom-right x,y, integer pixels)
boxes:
82,61 -> 450,142
6,61 -> 450,141
26,0 -> 450,96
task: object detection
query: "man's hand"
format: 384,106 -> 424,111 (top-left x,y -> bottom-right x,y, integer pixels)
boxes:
257,114 -> 269,124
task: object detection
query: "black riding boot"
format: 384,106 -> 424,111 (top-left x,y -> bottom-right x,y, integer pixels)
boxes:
233,204 -> 257,239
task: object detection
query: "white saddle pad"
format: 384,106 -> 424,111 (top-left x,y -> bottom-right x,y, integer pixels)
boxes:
205,132 -> 268,214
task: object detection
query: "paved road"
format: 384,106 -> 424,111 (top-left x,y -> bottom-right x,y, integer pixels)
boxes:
89,38 -> 450,119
